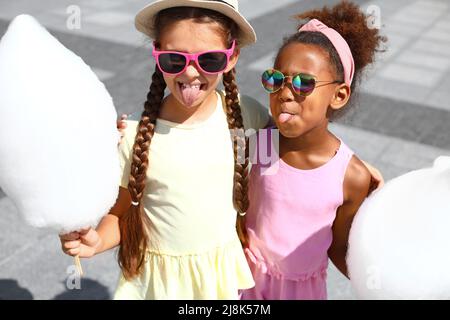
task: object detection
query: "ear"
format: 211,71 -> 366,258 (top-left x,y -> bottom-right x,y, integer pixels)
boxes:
329,83 -> 351,111
224,47 -> 240,73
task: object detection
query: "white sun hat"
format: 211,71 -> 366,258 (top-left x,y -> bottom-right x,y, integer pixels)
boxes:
135,0 -> 257,47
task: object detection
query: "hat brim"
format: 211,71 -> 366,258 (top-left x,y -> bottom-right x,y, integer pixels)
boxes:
135,0 -> 256,47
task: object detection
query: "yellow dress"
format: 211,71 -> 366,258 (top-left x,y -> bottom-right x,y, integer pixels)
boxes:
114,91 -> 270,299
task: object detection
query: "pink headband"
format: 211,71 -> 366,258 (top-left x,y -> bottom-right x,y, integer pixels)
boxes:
299,19 -> 355,86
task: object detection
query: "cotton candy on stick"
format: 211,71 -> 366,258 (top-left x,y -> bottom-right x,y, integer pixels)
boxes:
347,156 -> 450,299
0,15 -> 121,275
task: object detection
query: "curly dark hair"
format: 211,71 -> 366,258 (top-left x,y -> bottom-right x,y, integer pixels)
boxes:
277,0 -> 387,119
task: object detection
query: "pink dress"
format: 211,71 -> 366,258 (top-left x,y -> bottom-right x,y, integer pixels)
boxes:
241,130 -> 354,300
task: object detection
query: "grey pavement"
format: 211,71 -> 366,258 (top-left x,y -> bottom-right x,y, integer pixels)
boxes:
0,0 -> 449,300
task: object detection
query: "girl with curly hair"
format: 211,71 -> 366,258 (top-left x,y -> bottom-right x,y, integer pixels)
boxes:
240,1 -> 387,300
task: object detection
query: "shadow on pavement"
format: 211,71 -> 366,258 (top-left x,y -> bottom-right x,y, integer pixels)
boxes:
53,278 -> 111,300
0,279 -> 34,299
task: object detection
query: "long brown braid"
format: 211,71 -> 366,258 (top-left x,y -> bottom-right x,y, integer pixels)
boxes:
223,68 -> 250,248
118,68 -> 166,280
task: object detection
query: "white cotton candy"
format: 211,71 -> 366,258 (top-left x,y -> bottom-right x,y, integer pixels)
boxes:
0,15 -> 121,233
347,156 -> 450,299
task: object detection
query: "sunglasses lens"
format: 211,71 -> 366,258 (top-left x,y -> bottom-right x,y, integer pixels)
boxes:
262,69 -> 284,93
158,53 -> 187,74
293,74 -> 316,96
198,52 -> 228,73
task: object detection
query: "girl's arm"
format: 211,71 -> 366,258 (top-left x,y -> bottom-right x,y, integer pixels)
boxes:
95,186 -> 132,253
361,160 -> 384,194
60,186 -> 131,257
328,156 -> 371,278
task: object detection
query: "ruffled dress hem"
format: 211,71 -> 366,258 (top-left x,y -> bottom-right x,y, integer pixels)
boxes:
245,248 -> 328,282
114,238 -> 255,300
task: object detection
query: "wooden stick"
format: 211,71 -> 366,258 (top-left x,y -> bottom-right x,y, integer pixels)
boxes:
74,255 -> 83,277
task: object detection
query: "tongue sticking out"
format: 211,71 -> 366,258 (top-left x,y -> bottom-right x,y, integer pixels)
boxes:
180,84 -> 202,107
279,112 -> 294,124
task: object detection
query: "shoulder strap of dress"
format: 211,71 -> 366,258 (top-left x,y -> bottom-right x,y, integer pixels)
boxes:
334,139 -> 355,181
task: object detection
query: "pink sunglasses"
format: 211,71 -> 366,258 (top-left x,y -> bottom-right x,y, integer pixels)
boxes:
152,40 -> 236,75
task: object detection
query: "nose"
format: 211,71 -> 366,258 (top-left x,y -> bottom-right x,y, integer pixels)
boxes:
278,80 -> 295,102
183,61 -> 201,78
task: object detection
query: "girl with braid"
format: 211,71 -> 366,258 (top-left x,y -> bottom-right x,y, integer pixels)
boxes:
59,0 -> 270,300
240,1 -> 387,300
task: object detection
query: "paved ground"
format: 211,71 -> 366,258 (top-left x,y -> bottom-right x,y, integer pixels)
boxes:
0,0 -> 449,300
